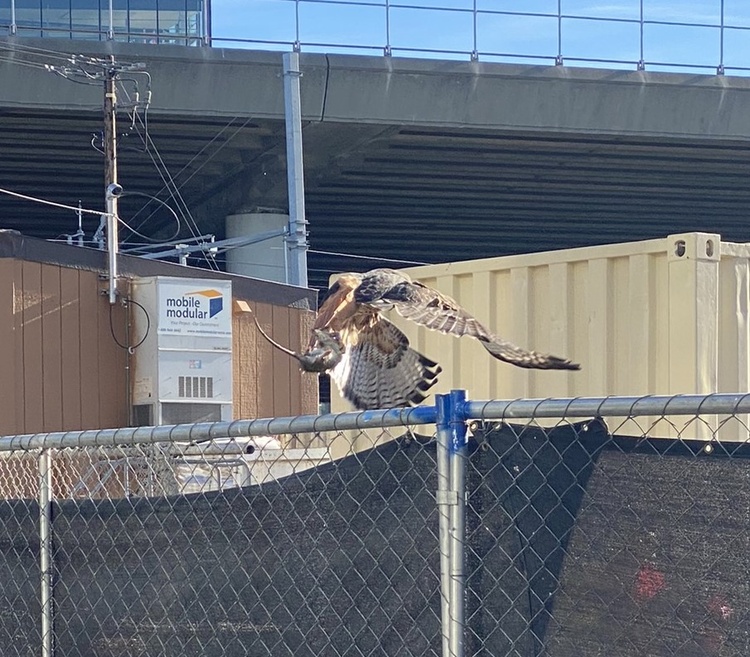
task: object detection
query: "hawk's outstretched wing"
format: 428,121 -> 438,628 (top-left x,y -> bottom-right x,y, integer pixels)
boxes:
358,269 -> 581,371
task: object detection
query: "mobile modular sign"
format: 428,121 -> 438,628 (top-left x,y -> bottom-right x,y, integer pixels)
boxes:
157,278 -> 232,338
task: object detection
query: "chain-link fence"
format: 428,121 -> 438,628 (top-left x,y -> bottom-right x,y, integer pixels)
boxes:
1,392 -> 750,656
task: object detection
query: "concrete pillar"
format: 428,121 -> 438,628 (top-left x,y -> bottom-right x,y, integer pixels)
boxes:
225,211 -> 288,283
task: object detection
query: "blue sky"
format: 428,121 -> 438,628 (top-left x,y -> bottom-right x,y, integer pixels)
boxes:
209,1 -> 750,74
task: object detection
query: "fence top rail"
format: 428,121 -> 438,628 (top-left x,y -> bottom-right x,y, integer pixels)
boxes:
2,393 -> 749,451
465,393 -> 750,421
0,406 -> 437,452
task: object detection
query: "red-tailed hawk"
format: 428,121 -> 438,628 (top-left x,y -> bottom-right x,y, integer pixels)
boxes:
254,268 -> 580,411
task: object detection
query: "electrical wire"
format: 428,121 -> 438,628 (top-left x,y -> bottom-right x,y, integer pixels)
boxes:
0,186 -> 108,216
129,124 -> 220,270
48,67 -> 101,86
114,84 -> 210,262
114,81 -> 250,273
0,40 -> 90,63
3,41 -> 239,271
90,133 -> 105,155
0,55 -> 53,72
109,297 -> 150,354
121,104 -> 252,271
307,249 -> 429,266
118,191 -> 182,242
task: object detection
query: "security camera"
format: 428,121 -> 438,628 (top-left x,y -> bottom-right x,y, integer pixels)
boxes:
106,183 -> 124,198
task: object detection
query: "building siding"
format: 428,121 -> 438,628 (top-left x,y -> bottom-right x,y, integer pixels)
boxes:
0,256 -> 317,437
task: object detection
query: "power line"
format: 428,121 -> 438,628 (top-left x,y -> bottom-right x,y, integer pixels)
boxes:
119,106 -> 253,271
307,249 -> 429,266
0,187 -> 108,216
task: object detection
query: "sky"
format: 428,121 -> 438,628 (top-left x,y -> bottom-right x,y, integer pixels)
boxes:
208,0 -> 750,74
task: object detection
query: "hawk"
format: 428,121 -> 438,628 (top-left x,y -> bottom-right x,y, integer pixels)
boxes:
254,268 -> 580,411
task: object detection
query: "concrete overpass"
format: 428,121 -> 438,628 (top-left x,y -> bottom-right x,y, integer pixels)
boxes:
3,37 -> 750,289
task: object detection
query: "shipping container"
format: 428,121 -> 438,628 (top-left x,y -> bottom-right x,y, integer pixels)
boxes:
331,233 -> 748,442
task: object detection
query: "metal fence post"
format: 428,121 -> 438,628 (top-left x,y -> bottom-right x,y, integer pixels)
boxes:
39,449 -> 54,657
436,394 -> 453,657
436,390 -> 468,657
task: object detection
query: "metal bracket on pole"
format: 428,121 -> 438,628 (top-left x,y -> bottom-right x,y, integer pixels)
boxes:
435,490 -> 459,506
436,389 -> 468,657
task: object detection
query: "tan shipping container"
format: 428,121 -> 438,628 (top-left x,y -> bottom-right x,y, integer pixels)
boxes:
331,232 -> 749,441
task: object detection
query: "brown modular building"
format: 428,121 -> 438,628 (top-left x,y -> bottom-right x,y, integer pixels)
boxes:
0,229 -> 318,437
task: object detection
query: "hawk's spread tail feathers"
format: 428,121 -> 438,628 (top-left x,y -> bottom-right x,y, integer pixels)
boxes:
330,318 -> 442,410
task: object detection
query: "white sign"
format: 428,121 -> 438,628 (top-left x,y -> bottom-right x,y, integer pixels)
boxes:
157,279 -> 232,338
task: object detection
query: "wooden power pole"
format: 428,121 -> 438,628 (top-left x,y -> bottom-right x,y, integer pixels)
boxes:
103,55 -> 120,304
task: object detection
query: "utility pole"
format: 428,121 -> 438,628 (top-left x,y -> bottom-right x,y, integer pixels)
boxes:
104,56 -> 120,304
43,55 -> 148,300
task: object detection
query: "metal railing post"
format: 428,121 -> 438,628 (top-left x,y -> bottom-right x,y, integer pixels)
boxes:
436,390 -> 468,657
106,0 -> 114,40
39,449 -> 54,657
9,0 -> 16,35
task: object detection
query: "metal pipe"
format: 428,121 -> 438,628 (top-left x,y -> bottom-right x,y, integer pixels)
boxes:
448,390 -> 467,657
435,394 -> 453,657
39,449 -> 53,657
3,393 -> 749,452
0,405 -> 438,451
465,392 -> 750,421
124,297 -> 132,426
638,0 -> 645,70
718,0 -> 725,74
203,0 -> 212,46
10,0 -> 16,35
470,0 -> 477,61
107,0 -> 114,40
282,51 -> 309,288
384,0 -> 392,56
556,0 -> 563,65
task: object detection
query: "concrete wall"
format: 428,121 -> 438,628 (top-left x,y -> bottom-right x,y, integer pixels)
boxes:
5,37 -> 750,140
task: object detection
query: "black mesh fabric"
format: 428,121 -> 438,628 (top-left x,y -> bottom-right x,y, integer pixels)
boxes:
0,499 -> 41,654
539,436 -> 750,657
1,421 -> 750,656
50,438 -> 443,657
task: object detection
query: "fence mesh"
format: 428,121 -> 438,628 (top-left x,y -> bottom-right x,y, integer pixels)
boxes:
1,398 -> 750,656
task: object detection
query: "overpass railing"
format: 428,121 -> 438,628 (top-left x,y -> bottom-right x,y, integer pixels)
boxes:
5,1 -> 749,75
208,0 -> 750,76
